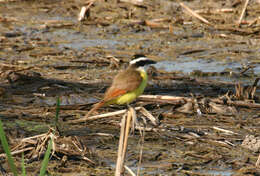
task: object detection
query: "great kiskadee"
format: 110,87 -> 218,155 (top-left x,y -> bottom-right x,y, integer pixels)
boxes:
86,54 -> 156,117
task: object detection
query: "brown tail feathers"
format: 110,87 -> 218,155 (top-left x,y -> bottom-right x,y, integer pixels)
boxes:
86,101 -> 105,118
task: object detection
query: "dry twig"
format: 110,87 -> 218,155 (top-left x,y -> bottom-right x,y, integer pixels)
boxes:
78,0 -> 96,21
179,2 -> 211,25
212,126 -> 239,135
237,0 -> 250,25
124,165 -> 136,176
68,107 -> 141,123
194,8 -> 234,14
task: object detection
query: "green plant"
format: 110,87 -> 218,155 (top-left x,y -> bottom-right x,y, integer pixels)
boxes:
0,119 -> 18,176
39,139 -> 52,176
21,152 -> 26,176
0,120 -> 54,176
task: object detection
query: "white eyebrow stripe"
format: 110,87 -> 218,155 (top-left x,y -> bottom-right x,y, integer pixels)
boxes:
130,57 -> 148,65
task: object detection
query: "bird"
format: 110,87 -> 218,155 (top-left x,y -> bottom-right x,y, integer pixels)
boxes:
86,54 -> 156,117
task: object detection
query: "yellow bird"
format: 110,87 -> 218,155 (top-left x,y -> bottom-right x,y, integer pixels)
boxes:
86,54 -> 156,117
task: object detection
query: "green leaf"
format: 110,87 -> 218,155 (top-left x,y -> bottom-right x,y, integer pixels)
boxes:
0,119 -> 18,176
21,152 -> 26,176
39,139 -> 52,176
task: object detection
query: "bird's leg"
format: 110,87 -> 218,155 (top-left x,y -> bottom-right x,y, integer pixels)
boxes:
126,104 -> 131,110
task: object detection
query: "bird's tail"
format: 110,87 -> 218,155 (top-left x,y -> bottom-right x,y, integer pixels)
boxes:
85,101 -> 105,118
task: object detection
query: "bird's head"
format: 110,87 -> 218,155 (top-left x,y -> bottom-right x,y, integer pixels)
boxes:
129,54 -> 156,69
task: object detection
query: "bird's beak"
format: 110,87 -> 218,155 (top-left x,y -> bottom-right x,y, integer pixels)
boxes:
148,60 -> 156,65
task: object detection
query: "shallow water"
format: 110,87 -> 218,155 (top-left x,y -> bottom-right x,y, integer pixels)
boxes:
156,57 -> 259,83
202,169 -> 233,176
157,57 -> 242,73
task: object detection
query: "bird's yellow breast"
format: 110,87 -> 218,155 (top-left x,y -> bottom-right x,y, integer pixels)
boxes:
109,69 -> 147,105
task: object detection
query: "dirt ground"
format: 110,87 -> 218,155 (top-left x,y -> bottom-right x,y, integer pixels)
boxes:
0,0 -> 260,175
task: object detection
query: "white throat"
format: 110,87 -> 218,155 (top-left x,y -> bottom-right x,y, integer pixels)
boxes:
137,66 -> 145,72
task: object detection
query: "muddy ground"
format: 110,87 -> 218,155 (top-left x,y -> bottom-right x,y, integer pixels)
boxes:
0,0 -> 260,175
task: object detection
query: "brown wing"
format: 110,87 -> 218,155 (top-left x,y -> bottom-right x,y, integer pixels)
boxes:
103,68 -> 142,102
85,68 -> 142,118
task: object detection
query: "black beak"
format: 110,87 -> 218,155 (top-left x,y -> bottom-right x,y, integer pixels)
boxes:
147,60 -> 156,65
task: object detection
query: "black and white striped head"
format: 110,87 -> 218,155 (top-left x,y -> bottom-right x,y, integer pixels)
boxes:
130,54 -> 156,68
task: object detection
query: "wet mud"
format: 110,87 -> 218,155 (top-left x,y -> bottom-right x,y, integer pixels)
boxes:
0,0 -> 260,175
